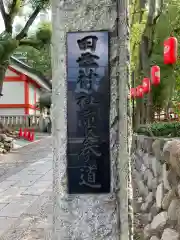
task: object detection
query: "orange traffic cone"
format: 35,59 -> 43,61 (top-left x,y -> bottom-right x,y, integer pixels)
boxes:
30,132 -> 34,142
18,128 -> 23,138
23,128 -> 27,139
27,130 -> 31,141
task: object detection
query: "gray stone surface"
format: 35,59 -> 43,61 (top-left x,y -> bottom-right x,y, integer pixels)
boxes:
156,183 -> 164,209
151,212 -> 168,232
0,203 -> 8,211
0,216 -> 18,234
14,175 -> 43,187
162,189 -> 175,210
0,136 -> 52,183
0,137 -> 53,239
167,199 -> 180,221
0,199 -> 36,217
132,135 -> 180,239
141,192 -> 154,212
147,170 -> 154,190
51,0 -> 131,239
144,224 -> 151,239
162,164 -> 170,191
150,237 -> 160,240
151,156 -> 161,177
22,180 -> 51,196
161,228 -> 179,240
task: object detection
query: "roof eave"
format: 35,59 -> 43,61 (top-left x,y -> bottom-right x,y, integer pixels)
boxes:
10,63 -> 51,91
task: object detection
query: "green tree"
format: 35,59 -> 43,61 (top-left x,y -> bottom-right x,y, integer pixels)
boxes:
130,0 -> 164,128
131,0 -> 180,127
0,0 -> 50,96
14,21 -> 52,78
151,6 -> 175,112
169,1 -> 180,117
149,0 -> 180,119
130,0 -> 148,128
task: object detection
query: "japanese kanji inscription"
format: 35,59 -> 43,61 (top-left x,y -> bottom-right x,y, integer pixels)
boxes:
67,31 -> 110,194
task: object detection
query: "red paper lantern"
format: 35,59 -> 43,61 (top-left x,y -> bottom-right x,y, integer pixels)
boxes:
142,78 -> 151,93
136,85 -> 144,98
151,65 -> 160,85
164,37 -> 178,64
130,88 -> 136,98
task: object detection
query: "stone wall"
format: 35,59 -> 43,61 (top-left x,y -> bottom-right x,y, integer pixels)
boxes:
132,135 -> 180,240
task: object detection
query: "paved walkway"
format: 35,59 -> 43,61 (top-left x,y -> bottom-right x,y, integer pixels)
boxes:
14,133 -> 50,149
0,137 -> 53,240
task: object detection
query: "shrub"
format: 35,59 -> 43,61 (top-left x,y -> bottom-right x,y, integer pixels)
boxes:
136,122 -> 180,137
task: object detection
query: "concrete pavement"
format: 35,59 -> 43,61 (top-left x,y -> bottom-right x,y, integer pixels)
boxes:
14,132 -> 51,150
0,137 -> 53,240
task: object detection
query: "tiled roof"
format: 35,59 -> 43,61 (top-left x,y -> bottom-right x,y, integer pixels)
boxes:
10,56 -> 52,89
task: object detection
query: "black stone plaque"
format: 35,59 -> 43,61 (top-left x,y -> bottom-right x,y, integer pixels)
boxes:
67,31 -> 110,194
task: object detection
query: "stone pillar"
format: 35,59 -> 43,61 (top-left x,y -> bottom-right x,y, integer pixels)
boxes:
51,0 -> 131,239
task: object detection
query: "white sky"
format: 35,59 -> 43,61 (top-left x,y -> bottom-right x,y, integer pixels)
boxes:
0,6 -> 51,35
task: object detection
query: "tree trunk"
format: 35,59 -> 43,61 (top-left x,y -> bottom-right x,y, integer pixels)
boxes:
134,97 -> 147,129
147,92 -> 154,123
0,61 -> 9,96
138,0 -> 163,123
134,100 -> 141,130
0,32 -> 19,95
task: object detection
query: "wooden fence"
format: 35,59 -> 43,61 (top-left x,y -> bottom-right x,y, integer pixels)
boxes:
0,115 -> 40,129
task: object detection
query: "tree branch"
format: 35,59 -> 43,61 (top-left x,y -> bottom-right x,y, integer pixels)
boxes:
0,0 -> 6,21
130,0 -> 138,28
0,0 -> 11,32
16,6 -> 40,40
147,0 -> 164,56
153,0 -> 164,24
138,0 -> 164,123
9,0 -> 18,16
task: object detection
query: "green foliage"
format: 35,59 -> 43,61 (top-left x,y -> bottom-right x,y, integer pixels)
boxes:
35,21 -> 51,44
136,122 -> 180,137
171,90 -> 180,117
131,0 -> 180,125
15,42 -> 51,78
13,20 -> 52,78
150,3 -> 180,111
7,0 -> 21,15
0,0 -> 51,95
130,2 -> 147,75
27,0 -> 50,9
30,0 -> 50,9
0,33 -> 19,61
130,22 -> 144,72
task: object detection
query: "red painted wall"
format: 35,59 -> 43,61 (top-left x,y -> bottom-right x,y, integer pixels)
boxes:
0,66 -> 40,115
